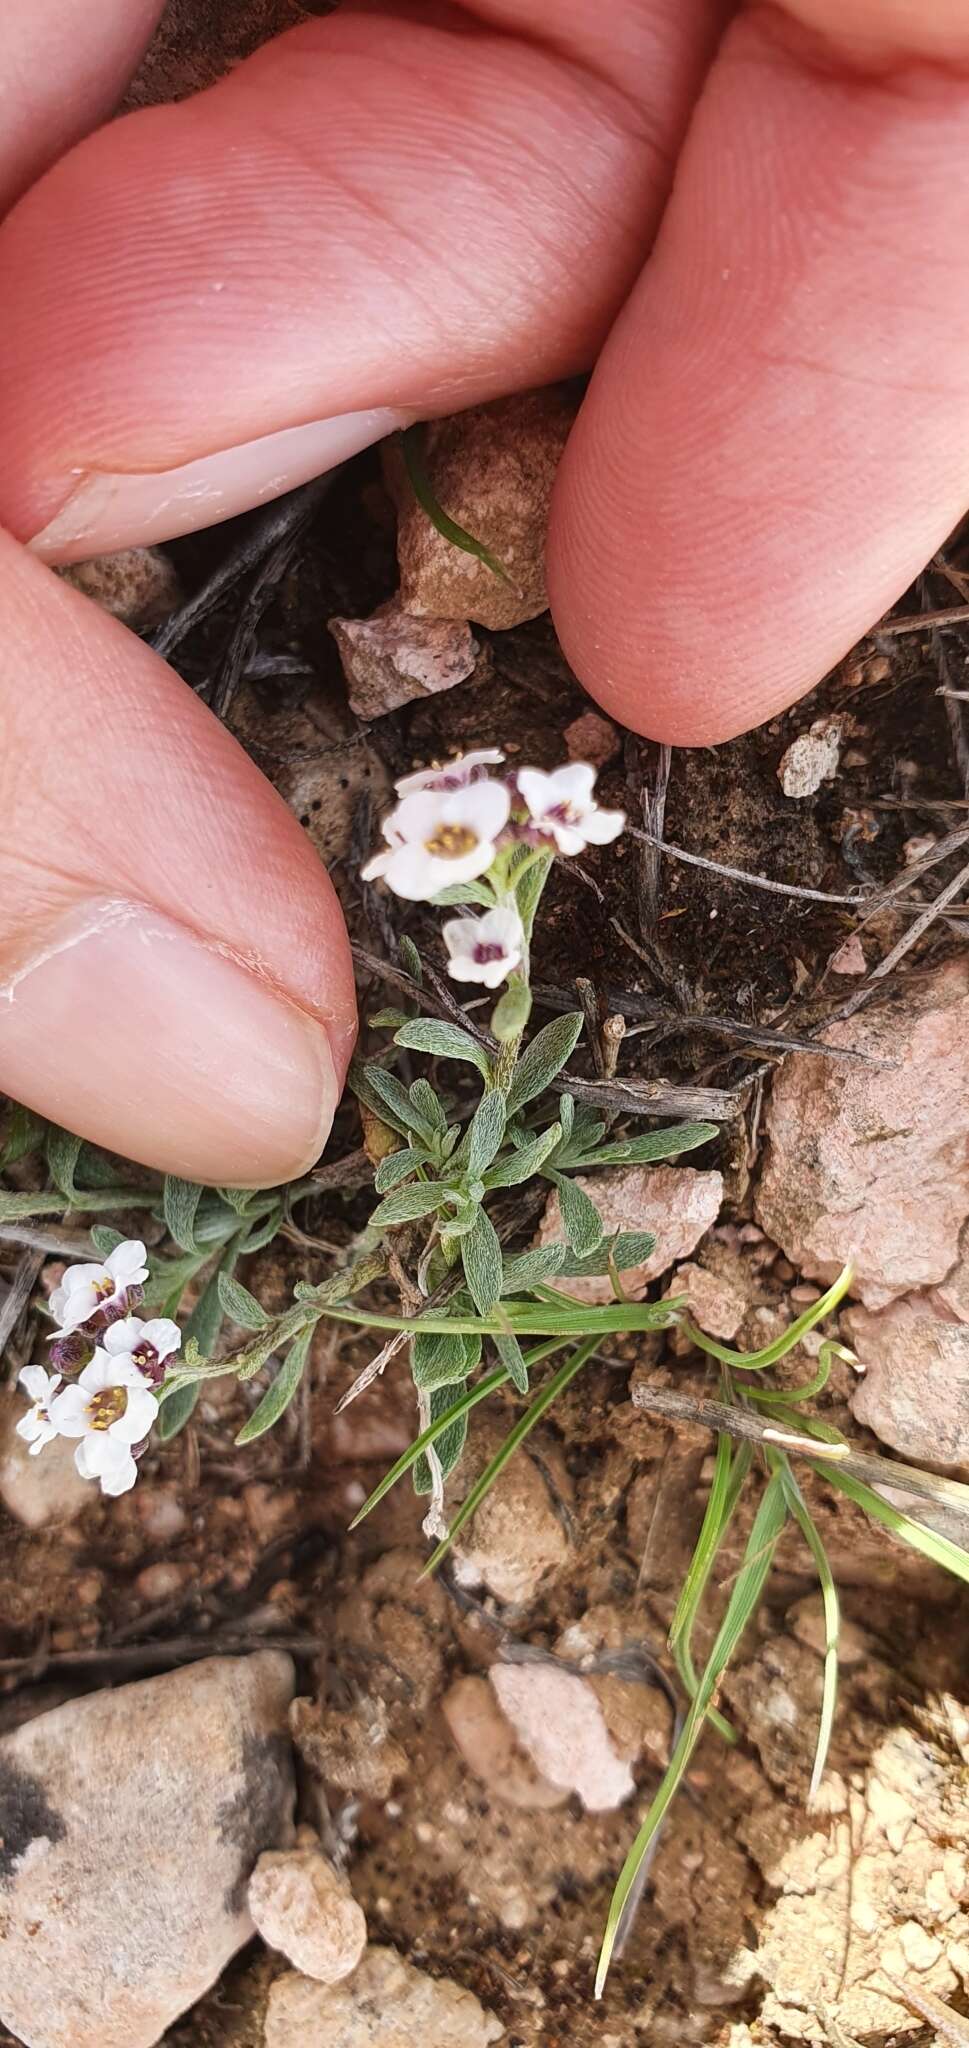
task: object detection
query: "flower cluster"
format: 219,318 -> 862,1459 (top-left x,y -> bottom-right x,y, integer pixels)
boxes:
16,1240 -> 180,1496
363,750 -> 624,989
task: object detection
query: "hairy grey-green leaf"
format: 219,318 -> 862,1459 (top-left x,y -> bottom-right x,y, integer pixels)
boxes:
46,1127 -> 83,1202
393,1016 -> 492,1080
399,934 -> 423,983
505,1012 -> 583,1116
548,1170 -> 605,1257
363,1064 -> 436,1141
374,1146 -> 428,1193
411,1328 -> 469,1390
90,1224 -> 125,1257
414,1383 -> 469,1494
217,1271 -> 270,1331
163,1175 -> 204,1253
349,1056 -> 411,1137
370,1181 -> 448,1228
493,1328 -> 529,1394
236,1202 -> 285,1255
500,1244 -> 567,1294
461,1206 -> 503,1316
235,1327 -> 313,1444
574,1121 -> 718,1169
557,1229 -> 657,1277
483,1122 -> 561,1189
491,979 -> 532,1043
464,1091 -> 507,1178
158,1256 -> 228,1438
410,1077 -> 446,1133
430,880 -> 496,909
0,1102 -> 46,1170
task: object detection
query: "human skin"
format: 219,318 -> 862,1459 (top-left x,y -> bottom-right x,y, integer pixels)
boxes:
1,0 -> 968,1182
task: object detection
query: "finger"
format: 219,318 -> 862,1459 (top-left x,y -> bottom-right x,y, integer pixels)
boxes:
548,0 -> 969,742
0,2 -> 726,559
0,533 -> 355,1185
0,0 -> 165,210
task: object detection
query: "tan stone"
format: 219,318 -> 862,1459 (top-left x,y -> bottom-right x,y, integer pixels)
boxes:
0,1391 -> 90,1530
249,1846 -> 366,1983
59,546 -> 181,629
756,961 -> 969,1308
329,599 -> 478,720
536,1166 -> 723,1304
442,1675 -> 565,1811
845,1297 -> 969,1470
386,388 -> 577,630
665,1260 -> 746,1340
452,1432 -> 568,1604
0,1654 -> 295,2048
264,1948 -> 504,2046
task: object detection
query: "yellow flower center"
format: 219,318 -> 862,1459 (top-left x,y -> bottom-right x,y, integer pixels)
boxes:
92,1274 -> 115,1300
425,824 -> 478,860
88,1387 -> 127,1431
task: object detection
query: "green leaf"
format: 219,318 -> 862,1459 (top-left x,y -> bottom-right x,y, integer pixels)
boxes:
399,935 -> 423,983
575,1121 -> 718,1169
464,1092 -> 507,1178
369,1007 -> 412,1030
547,1171 -> 604,1257
431,881 -> 495,909
217,1271 -> 270,1331
411,1328 -> 469,1391
1,1103 -> 46,1169
483,1123 -> 562,1190
349,1057 -> 411,1138
235,1327 -> 313,1445
491,980 -> 532,1044
596,1469 -> 790,1995
812,1460 -> 969,1587
557,1093 -> 575,1145
374,1147 -> 428,1193
515,847 -> 554,940
156,1379 -> 201,1440
668,1434 -> 750,1745
493,1328 -> 529,1394
363,1065 -> 435,1142
410,1078 -> 446,1133
499,1245 -> 567,1294
217,1186 -> 258,1216
393,1017 -> 492,1081
46,1127 -> 83,1202
141,1248 -> 208,1316
505,1012 -> 583,1117
413,1382 -> 470,1494
158,1254 -> 230,1438
163,1176 -> 203,1253
400,423 -> 517,587
557,1229 -> 657,1279
461,1207 -> 503,1316
778,1460 -> 839,1802
90,1224 -> 125,1257
236,1203 -> 284,1255
370,1181 -> 448,1229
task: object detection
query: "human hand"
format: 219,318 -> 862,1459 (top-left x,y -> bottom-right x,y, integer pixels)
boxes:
1,0 -> 966,1185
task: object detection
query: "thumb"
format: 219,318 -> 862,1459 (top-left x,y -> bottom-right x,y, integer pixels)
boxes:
0,533 -> 356,1185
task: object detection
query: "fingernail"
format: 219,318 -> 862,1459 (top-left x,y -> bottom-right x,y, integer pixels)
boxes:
28,407 -> 415,565
0,900 -> 340,1185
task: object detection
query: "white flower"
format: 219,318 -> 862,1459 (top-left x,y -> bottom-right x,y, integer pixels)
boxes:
102,1315 -> 181,1386
362,780 -> 510,901
443,905 -> 524,989
48,1239 -> 149,1335
517,763 -> 625,855
395,749 -> 505,797
48,1351 -> 159,1497
15,1367 -> 62,1456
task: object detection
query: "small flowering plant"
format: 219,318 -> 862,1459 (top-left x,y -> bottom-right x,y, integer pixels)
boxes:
16,1238 -> 179,1496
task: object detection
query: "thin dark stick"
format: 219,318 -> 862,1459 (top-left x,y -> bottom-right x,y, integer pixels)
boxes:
635,740 -> 672,941
874,603 -> 969,635
150,473 -> 335,662
630,830 -> 868,906
833,855 -> 969,1021
531,981 -> 885,1065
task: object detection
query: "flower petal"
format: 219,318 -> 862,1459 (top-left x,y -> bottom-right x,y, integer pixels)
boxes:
580,806 -> 626,844
360,848 -> 391,881
102,1316 -> 145,1356
450,780 -> 510,839
78,1350 -> 115,1394
107,1240 -> 148,1287
19,1365 -> 52,1402
49,1385 -> 93,1436
546,762 -> 597,805
517,768 -> 557,820
109,1385 -> 159,1444
141,1319 -> 181,1361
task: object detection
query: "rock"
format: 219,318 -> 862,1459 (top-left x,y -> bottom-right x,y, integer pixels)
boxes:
59,546 -> 181,629
536,1166 -> 723,1304
248,1845 -> 366,1983
328,599 -> 478,720
749,1706 -> 969,2039
0,1652 -> 295,2048
264,1948 -> 504,2047
292,1696 -> 407,1804
787,1595 -> 870,1666
451,1432 -> 568,1604
489,1662 -> 635,1812
386,388 -> 577,630
0,1391 -> 90,1530
442,1675 -> 566,1811
756,961 -> 969,1308
830,933 -> 867,976
844,1298 -> 969,1470
564,710 -> 620,769
665,1260 -> 746,1341
777,717 -> 842,798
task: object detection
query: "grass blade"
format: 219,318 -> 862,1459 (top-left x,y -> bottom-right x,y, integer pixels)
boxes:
811,1460 -> 969,1585
597,1469 -> 789,1997
400,424 -> 518,588
668,1435 -> 752,1744
422,1337 -> 600,1577
682,1265 -> 853,1374
776,1457 -> 839,1802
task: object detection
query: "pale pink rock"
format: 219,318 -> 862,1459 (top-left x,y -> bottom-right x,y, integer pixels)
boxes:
777,718 -> 842,798
264,1949 -> 504,2047
248,1845 -> 366,1983
0,1654 -> 295,2048
564,711 -> 620,769
489,1662 -> 634,1813
442,1676 -> 565,1811
385,388 -> 577,630
328,598 -> 477,720
830,933 -> 867,976
535,1166 -> 724,1304
756,961 -> 969,1309
844,1299 -> 969,1471
665,1260 -> 746,1340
